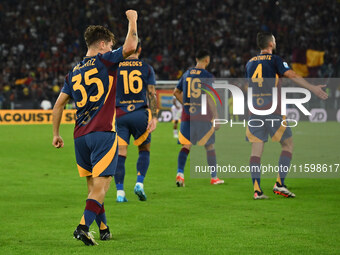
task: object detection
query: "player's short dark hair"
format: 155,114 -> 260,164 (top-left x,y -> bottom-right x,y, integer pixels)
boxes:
84,25 -> 116,48
257,32 -> 274,49
135,38 -> 141,53
196,49 -> 210,60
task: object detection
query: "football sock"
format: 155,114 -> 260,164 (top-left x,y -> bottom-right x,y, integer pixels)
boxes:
177,147 -> 190,174
80,199 -> 102,228
173,129 -> 178,136
250,156 -> 262,192
95,203 -> 108,230
277,151 -> 292,186
207,149 -> 217,178
114,155 -> 126,191
136,150 -> 150,183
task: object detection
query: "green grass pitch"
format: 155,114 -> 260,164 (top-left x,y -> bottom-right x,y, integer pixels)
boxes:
0,122 -> 339,254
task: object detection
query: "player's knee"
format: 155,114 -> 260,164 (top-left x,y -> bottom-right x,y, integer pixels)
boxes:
205,144 -> 214,151
182,144 -> 191,151
282,138 -> 294,152
118,145 -> 128,156
138,143 -> 150,152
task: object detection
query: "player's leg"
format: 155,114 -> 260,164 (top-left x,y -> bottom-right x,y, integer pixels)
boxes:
85,174 -> 111,239
278,137 -> 293,186
94,177 -> 112,240
272,136 -> 295,197
76,131 -> 117,244
134,143 -> 150,201
75,176 -> 112,245
173,120 -> 179,138
250,142 -> 265,196
171,105 -> 179,138
269,116 -> 295,198
115,145 -> 128,202
176,120 -> 192,187
73,136 -> 99,245
129,109 -> 152,200
176,144 -> 191,187
204,143 -> 224,185
114,115 -> 130,202
246,117 -> 269,199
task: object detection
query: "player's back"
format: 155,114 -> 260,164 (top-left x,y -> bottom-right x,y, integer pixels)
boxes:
116,59 -> 156,117
245,53 -> 290,113
62,48 -> 123,138
177,67 -> 214,121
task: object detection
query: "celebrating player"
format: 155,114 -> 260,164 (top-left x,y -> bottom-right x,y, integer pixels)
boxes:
114,39 -> 157,202
173,49 -> 224,186
245,32 -> 328,199
52,10 -> 138,245
171,96 -> 182,138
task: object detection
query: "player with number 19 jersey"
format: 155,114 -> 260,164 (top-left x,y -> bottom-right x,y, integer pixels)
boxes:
176,67 -> 215,146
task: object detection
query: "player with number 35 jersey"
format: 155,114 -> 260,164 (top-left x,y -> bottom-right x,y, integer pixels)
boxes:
52,10 -> 139,246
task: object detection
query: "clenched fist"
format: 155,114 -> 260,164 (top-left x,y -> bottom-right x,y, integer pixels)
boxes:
126,10 -> 138,21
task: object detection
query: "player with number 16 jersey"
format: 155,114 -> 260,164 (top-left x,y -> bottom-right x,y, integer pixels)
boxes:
114,40 -> 158,203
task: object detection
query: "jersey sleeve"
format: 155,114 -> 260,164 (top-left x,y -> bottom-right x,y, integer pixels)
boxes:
61,73 -> 72,97
147,65 -> 156,85
274,55 -> 291,76
100,47 -> 124,66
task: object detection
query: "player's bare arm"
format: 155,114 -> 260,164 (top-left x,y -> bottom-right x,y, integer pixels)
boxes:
52,92 -> 70,148
207,95 -> 219,130
173,88 -> 183,104
283,70 -> 328,100
147,85 -> 158,133
123,10 -> 138,59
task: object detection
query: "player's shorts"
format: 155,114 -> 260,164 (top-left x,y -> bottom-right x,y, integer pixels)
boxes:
246,115 -> 292,143
117,108 -> 151,146
171,105 -> 182,121
74,131 -> 118,177
179,120 -> 215,146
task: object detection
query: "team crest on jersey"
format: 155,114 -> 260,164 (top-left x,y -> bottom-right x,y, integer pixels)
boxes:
189,106 -> 197,114
127,104 -> 136,111
283,62 -> 289,68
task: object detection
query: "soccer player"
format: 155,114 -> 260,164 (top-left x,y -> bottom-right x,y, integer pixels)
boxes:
52,10 -> 138,245
173,49 -> 224,186
171,96 -> 182,138
245,32 -> 328,199
114,39 -> 157,202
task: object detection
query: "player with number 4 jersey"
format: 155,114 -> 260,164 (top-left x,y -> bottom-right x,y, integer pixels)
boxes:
114,40 -> 157,203
245,32 -> 328,200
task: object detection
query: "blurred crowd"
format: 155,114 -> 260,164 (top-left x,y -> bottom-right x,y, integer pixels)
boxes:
0,0 -> 339,109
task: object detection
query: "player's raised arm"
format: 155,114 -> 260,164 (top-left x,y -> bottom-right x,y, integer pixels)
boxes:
52,92 -> 70,148
122,10 -> 138,59
283,70 -> 328,100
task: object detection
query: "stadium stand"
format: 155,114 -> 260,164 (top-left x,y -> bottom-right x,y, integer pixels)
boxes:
0,0 -> 339,109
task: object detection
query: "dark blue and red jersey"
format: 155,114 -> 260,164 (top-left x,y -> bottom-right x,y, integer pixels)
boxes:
245,54 -> 290,115
61,47 -> 124,138
176,68 -> 214,121
115,59 -> 156,118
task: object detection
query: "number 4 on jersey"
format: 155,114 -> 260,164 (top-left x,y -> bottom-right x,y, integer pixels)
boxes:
252,64 -> 263,87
